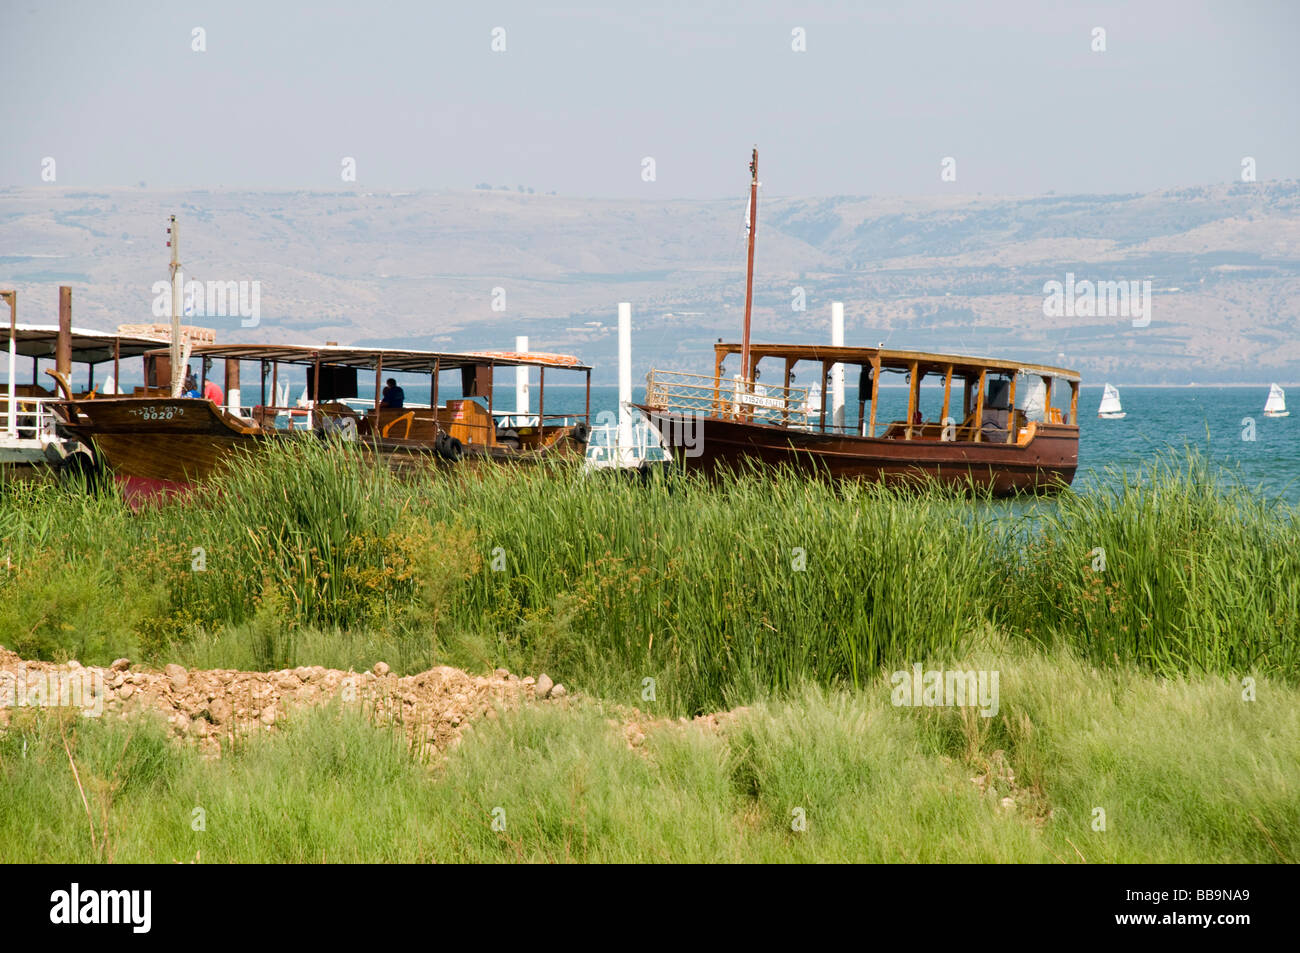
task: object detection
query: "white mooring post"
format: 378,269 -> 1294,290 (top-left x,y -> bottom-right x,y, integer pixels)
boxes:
831,301 -> 845,431
618,302 -> 633,464
515,335 -> 529,424
5,292 -> 16,438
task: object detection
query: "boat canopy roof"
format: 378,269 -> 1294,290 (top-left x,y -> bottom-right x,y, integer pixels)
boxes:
166,342 -> 591,373
5,323 -> 212,365
714,342 -> 1081,382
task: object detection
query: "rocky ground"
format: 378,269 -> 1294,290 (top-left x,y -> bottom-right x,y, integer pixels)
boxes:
0,645 -> 567,757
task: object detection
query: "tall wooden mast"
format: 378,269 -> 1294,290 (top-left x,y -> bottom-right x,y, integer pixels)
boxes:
740,147 -> 758,385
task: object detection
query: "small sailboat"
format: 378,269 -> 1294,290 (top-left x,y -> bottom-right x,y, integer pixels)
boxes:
1098,383 -> 1125,419
1264,383 -> 1289,418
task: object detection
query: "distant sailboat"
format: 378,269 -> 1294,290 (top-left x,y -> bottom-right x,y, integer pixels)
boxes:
1098,383 -> 1126,419
1264,383 -> 1289,418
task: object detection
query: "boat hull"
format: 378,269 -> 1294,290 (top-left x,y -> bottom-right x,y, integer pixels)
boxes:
51,396 -> 585,501
637,408 -> 1078,495
1098,412 -> 1126,419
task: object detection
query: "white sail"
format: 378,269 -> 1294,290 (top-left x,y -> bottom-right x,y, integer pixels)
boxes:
1098,383 -> 1122,416
1264,383 -> 1287,415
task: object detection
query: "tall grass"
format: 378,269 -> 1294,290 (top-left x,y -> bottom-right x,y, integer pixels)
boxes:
1,442 -> 1295,715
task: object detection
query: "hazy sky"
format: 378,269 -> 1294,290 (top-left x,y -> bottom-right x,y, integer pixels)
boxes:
2,0 -> 1298,198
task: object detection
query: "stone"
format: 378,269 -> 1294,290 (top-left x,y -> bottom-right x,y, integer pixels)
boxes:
207,698 -> 232,725
119,683 -> 134,700
260,706 -> 277,726
66,660 -> 81,669
522,676 -> 535,686
535,674 -> 554,698
372,661 -> 390,676
165,664 -> 188,691
551,683 -> 567,699
493,667 -> 510,678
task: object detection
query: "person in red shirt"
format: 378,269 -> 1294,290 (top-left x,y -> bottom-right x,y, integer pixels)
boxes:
203,378 -> 225,405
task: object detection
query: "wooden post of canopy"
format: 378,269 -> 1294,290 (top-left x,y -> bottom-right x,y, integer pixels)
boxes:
1069,380 -> 1079,425
260,359 -> 267,407
973,370 -> 987,442
271,361 -> 278,411
432,357 -> 441,437
713,349 -> 725,416
584,368 -> 590,425
856,365 -> 867,436
374,356 -> 383,412
225,358 -> 240,410
113,338 -> 120,395
905,361 -> 919,440
1005,374 -> 1017,443
941,365 -> 953,434
783,357 -> 793,426
1042,375 -> 1053,422
56,286 -> 72,380
538,365 -> 545,430
311,353 -> 321,428
818,360 -> 829,432
868,355 -> 880,438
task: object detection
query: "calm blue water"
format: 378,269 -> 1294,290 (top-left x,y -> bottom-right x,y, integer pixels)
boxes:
377,382 -> 1298,505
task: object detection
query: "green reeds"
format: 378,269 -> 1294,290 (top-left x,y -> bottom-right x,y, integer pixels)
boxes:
1,442 -> 1295,713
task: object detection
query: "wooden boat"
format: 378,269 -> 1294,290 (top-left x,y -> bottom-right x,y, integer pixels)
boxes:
634,149 -> 1081,495
1097,383 -> 1126,419
1264,383 -> 1289,418
638,344 -> 1080,494
49,342 -> 593,501
1,284 -> 215,477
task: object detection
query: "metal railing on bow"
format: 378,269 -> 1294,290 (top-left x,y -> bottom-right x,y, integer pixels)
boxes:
643,369 -> 812,427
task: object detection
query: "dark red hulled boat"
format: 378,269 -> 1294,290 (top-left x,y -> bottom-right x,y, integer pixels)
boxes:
635,149 -> 1081,495
637,343 -> 1080,495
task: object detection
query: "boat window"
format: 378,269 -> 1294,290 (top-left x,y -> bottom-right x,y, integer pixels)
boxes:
1016,373 -> 1049,423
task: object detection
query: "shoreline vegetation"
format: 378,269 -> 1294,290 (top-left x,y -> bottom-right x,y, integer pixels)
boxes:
1,444 -> 1297,862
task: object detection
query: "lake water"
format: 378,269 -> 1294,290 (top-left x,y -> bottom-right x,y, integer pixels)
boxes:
378,381 -> 1297,505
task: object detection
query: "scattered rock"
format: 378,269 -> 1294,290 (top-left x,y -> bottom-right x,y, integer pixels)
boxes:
494,668 -> 510,678
522,676 -> 535,687
165,664 -> 189,691
551,684 -> 567,699
207,698 -> 232,725
536,674 -> 554,698
373,661 -> 391,677
119,683 -> 134,700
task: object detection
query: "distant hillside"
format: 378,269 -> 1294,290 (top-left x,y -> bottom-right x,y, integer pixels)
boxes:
2,182 -> 1298,384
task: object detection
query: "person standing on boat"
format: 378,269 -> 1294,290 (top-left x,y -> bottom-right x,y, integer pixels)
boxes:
381,378 -> 405,409
182,370 -> 201,399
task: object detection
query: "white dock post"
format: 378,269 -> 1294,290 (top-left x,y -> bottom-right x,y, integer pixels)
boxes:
618,302 -> 633,464
831,301 -> 845,431
5,292 -> 16,438
515,334 -> 530,424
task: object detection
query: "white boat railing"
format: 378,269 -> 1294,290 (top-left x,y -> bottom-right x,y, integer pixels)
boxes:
1,396 -> 59,443
583,422 -> 670,470
644,369 -> 811,427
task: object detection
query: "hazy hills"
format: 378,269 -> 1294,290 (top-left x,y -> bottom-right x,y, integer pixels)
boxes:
2,181 -> 1298,384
